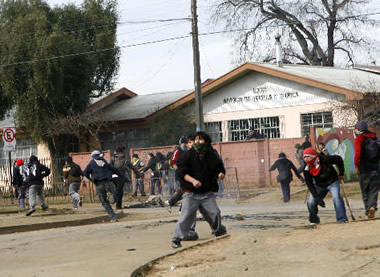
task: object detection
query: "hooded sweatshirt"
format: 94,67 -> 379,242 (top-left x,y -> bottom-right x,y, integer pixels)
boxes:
84,156 -> 127,184
354,130 -> 378,173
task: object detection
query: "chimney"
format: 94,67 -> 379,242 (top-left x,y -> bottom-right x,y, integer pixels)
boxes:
275,35 -> 283,67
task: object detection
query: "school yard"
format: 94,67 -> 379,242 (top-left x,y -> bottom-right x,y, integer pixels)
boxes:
0,184 -> 379,277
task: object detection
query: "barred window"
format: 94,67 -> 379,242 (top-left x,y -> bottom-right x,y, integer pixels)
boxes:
228,117 -> 280,141
205,122 -> 222,142
301,112 -> 333,136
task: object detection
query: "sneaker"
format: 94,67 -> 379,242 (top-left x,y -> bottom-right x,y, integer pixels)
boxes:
26,208 -> 36,216
79,200 -> 83,207
368,207 -> 376,219
183,231 -> 199,241
171,240 -> 182,248
110,218 -> 118,223
41,205 -> 48,211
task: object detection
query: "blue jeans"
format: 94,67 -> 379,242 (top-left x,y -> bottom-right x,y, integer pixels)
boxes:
69,182 -> 81,208
95,180 -> 117,220
150,176 -> 161,195
167,170 -> 176,195
307,180 -> 348,223
161,171 -> 169,195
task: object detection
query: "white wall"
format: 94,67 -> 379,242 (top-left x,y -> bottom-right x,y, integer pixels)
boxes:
201,71 -> 347,139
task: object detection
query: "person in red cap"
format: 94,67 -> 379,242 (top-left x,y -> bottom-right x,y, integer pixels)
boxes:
303,147 -> 348,224
12,159 -> 29,210
354,120 -> 379,219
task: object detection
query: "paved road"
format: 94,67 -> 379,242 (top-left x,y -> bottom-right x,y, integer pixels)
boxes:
0,192 -> 367,277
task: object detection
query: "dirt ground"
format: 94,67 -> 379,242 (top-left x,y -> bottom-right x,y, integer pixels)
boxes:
0,184 -> 379,277
144,186 -> 380,277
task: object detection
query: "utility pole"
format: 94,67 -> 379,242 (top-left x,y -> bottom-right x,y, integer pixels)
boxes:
191,0 -> 204,131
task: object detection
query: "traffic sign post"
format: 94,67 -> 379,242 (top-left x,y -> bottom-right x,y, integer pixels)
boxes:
3,127 -> 16,152
2,127 -> 16,204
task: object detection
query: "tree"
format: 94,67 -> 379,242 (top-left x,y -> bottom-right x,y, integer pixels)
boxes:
0,0 -> 120,157
211,0 -> 379,66
331,78 -> 380,127
150,107 -> 196,147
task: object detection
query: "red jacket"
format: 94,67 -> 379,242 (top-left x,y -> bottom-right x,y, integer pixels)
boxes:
354,132 -> 376,169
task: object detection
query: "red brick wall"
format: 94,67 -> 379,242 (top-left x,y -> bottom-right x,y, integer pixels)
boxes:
130,138 -> 307,188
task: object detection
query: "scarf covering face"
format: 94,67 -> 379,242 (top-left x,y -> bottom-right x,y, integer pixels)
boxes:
193,143 -> 210,159
91,151 -> 105,167
303,147 -> 321,176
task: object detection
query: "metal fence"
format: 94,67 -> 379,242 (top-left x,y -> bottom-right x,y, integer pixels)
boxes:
0,157 -> 240,207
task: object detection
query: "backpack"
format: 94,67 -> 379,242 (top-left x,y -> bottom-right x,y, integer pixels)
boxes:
362,137 -> 380,161
70,163 -> 83,177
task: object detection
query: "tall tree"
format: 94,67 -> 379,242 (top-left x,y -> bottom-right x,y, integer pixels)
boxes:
211,0 -> 379,66
0,0 -> 119,157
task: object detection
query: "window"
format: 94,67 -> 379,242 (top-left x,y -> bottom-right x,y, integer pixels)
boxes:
301,112 -> 333,136
228,117 -> 280,141
205,122 -> 222,142
99,128 -> 150,152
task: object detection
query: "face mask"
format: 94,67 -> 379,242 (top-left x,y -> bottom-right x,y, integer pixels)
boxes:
354,130 -> 363,136
180,145 -> 188,151
193,142 -> 210,156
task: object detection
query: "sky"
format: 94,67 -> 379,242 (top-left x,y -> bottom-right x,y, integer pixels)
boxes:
45,0 -> 380,95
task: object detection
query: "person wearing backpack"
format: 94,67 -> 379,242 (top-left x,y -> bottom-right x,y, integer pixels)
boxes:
354,120 -> 380,219
303,147 -> 348,224
269,153 -> 305,202
25,155 -> 51,216
63,156 -> 84,210
12,159 -> 29,210
143,153 -> 162,195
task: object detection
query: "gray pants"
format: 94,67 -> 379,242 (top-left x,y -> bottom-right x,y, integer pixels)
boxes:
172,192 -> 226,242
29,184 -> 47,209
17,184 -> 28,210
69,182 -> 81,208
359,171 -> 380,215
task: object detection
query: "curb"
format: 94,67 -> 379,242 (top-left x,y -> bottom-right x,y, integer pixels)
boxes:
130,234 -> 230,277
0,212 -> 127,235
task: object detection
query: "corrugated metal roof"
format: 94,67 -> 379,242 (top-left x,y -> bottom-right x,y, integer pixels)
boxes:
101,89 -> 193,121
257,63 -> 380,92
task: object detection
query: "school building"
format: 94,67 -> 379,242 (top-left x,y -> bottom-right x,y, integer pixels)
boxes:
0,62 -> 379,187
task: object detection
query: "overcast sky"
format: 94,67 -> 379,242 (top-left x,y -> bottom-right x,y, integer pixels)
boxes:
46,0 -> 380,95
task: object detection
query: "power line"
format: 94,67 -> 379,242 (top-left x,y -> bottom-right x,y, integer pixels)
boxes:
0,35 -> 192,68
1,11 -> 380,68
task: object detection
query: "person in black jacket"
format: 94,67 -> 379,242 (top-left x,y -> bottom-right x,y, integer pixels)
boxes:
171,131 -> 227,248
12,159 -> 28,210
143,153 -> 161,195
303,147 -> 348,224
84,150 -> 129,222
269,153 -> 304,202
26,155 -> 50,216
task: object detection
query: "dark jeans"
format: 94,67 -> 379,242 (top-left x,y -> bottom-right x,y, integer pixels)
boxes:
280,179 -> 291,202
96,180 -> 117,220
169,189 -> 183,206
359,171 -> 380,215
150,176 -> 161,195
113,177 -> 125,208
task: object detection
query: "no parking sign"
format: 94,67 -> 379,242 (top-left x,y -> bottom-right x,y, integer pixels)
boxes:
2,127 -> 16,152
